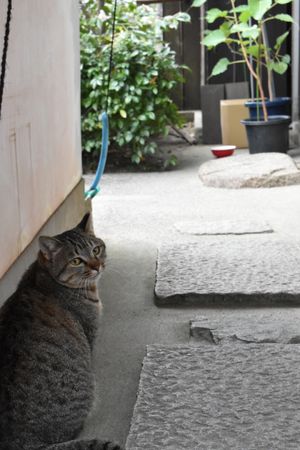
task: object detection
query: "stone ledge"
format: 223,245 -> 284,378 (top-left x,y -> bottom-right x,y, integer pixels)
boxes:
155,238 -> 300,306
126,344 -> 300,449
199,153 -> 300,188
190,314 -> 300,344
174,218 -> 273,235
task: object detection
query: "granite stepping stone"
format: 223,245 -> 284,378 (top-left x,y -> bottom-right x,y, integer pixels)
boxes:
174,218 -> 273,235
190,314 -> 300,344
155,237 -> 300,306
199,153 -> 300,188
126,344 -> 300,450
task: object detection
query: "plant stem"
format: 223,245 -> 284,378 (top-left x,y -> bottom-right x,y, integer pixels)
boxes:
256,66 -> 259,120
262,24 -> 274,101
257,21 -> 262,119
230,0 -> 268,121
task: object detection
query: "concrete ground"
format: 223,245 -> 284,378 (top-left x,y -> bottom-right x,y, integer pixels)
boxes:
82,143 -> 300,448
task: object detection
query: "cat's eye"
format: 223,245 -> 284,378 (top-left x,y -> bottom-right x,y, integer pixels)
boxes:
70,257 -> 82,266
93,246 -> 101,256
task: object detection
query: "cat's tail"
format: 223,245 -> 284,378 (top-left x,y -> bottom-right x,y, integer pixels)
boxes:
47,439 -> 123,450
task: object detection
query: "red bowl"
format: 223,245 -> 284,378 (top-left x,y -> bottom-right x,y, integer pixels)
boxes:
211,145 -> 236,158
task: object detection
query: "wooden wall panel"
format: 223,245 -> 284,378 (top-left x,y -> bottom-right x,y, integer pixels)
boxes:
182,0 -> 201,110
163,0 -> 202,110
163,0 -> 291,108
0,118 -> 21,275
0,0 -> 82,278
205,0 -> 291,98
163,1 -> 184,109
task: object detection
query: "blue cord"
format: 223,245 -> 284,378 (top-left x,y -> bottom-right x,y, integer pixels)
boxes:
85,112 -> 109,200
84,0 -> 117,200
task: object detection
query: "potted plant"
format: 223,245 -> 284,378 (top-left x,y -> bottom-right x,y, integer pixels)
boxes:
193,0 -> 293,154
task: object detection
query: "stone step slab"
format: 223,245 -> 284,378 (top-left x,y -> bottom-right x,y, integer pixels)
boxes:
190,314 -> 300,344
155,237 -> 300,306
126,344 -> 300,450
198,153 -> 300,188
174,218 -> 273,235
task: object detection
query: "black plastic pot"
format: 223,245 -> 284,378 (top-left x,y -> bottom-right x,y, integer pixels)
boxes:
241,115 -> 290,154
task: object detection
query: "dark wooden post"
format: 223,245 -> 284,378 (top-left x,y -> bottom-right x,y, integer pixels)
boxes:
163,0 -> 201,110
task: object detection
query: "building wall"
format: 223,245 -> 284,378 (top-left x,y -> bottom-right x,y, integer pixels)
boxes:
292,0 -> 300,121
0,0 -> 82,278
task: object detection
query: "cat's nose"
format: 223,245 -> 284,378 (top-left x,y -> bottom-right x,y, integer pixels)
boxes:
89,260 -> 100,272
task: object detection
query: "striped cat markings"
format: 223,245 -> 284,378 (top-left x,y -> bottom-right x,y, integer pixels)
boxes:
0,214 -> 122,450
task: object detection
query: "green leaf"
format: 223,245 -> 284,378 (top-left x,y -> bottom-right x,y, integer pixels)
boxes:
230,5 -> 249,13
282,54 -> 291,64
206,8 -> 228,24
192,0 -> 207,7
148,112 -> 156,120
168,155 -> 178,166
275,0 -> 293,4
174,12 -> 191,23
202,29 -> 227,47
117,137 -> 125,146
242,27 -> 259,39
219,21 -> 232,37
120,109 -> 127,118
131,154 -> 141,164
246,45 -> 260,58
231,23 -> 248,33
249,0 -> 272,20
275,13 -> 293,23
125,131 -> 133,143
230,23 -> 260,40
270,61 -> 288,74
275,31 -> 290,50
164,154 -> 178,168
242,26 -> 260,40
240,10 -> 251,23
211,57 -> 230,77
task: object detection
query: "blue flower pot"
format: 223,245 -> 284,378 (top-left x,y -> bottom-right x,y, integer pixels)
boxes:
245,97 -> 291,120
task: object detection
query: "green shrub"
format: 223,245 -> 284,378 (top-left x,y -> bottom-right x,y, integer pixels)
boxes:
80,0 -> 190,166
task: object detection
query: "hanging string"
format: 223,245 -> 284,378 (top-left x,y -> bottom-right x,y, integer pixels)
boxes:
0,0 -> 12,120
85,0 -> 118,199
104,0 -> 117,112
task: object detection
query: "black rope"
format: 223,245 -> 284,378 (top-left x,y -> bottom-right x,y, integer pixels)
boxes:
104,0 -> 117,112
0,0 -> 12,120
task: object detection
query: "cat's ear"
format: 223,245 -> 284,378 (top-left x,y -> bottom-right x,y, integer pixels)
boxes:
39,236 -> 62,261
76,213 -> 94,234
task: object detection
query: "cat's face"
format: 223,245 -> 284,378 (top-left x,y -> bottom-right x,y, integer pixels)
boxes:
38,213 -> 106,288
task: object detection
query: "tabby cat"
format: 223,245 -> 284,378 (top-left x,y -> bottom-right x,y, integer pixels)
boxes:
0,213 -> 122,450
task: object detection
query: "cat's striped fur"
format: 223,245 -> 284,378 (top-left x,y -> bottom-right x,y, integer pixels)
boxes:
0,214 -> 122,450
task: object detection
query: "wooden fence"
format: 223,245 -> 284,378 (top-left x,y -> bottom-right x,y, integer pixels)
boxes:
162,0 -> 291,110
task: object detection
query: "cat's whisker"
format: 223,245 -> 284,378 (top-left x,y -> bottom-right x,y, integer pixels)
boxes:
104,265 -> 123,276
